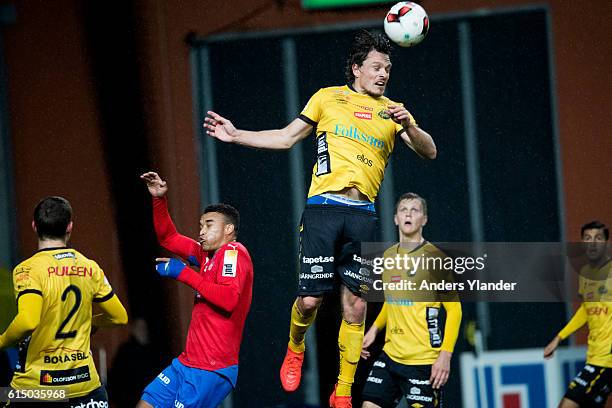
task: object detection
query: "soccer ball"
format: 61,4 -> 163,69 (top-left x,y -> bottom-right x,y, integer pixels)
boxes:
383,1 -> 430,47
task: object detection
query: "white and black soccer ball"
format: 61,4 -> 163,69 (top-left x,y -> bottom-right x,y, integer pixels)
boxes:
383,1 -> 430,47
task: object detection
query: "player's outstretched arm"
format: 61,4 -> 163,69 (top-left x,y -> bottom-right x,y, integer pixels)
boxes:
430,301 -> 462,389
204,111 -> 313,150
141,172 -> 202,263
387,105 -> 437,159
92,294 -> 128,330
0,293 -> 42,349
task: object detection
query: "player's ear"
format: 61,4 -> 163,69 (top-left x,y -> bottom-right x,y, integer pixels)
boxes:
31,221 -> 37,233
393,214 -> 399,226
352,63 -> 361,79
66,221 -> 73,235
224,223 -> 235,237
422,215 -> 428,226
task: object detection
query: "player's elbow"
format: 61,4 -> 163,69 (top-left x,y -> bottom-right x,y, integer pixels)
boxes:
21,314 -> 40,333
424,145 -> 437,160
113,308 -> 129,326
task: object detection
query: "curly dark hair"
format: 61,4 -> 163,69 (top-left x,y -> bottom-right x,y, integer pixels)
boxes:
581,220 -> 609,240
345,30 -> 392,84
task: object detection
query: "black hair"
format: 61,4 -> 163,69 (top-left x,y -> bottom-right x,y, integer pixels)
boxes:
345,30 -> 392,84
394,192 -> 428,215
33,196 -> 73,239
581,220 -> 609,240
204,203 -> 240,236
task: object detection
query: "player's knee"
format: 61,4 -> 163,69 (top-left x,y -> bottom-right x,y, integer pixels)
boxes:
298,296 -> 322,315
342,297 -> 366,323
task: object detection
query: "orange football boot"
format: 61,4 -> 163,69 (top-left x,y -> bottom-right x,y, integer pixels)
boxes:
329,384 -> 352,408
280,347 -> 304,392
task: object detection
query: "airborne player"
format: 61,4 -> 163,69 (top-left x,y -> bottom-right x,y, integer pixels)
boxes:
205,30 -> 436,407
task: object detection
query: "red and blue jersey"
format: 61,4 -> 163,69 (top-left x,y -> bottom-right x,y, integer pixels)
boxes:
152,197 -> 253,373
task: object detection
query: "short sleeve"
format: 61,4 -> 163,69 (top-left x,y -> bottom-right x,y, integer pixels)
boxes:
13,263 -> 43,300
299,89 -> 324,126
93,266 -> 115,303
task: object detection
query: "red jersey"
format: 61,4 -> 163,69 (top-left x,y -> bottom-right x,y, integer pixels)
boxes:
152,197 -> 253,371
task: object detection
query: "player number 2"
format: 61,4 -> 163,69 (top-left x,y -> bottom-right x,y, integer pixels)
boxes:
55,285 -> 82,339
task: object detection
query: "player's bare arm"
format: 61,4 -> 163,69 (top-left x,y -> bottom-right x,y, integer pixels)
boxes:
360,324 -> 379,360
204,111 -> 313,150
140,171 -> 168,198
388,105 -> 437,159
543,335 -> 561,359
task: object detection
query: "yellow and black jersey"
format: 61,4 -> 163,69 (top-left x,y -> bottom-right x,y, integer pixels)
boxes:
578,260 -> 612,367
300,85 -> 415,202
11,247 -> 114,396
375,242 -> 461,365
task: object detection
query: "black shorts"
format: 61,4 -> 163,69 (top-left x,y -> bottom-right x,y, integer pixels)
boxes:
362,352 -> 443,408
2,386 -> 108,408
564,364 -> 611,407
298,204 -> 378,296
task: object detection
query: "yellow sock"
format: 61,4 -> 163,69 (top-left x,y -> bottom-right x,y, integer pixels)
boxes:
288,300 -> 317,353
336,319 -> 364,396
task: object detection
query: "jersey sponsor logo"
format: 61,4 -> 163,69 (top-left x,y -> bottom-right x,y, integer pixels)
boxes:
299,272 -> 334,280
357,153 -> 373,167
334,124 -> 385,149
311,265 -> 324,273
48,265 -> 93,278
354,111 -> 372,120
222,250 -> 238,277
586,306 -> 608,315
366,376 -> 383,384
373,360 -> 386,368
302,256 -> 334,264
315,133 -> 331,176
343,269 -> 373,283
53,252 -> 76,260
44,352 -> 89,364
40,366 -> 90,385
405,394 -> 433,402
174,401 -> 185,408
70,400 -> 108,408
411,404 -> 425,408
409,378 -> 430,385
390,326 -> 405,335
353,254 -> 375,266
158,372 -> 171,384
410,386 -> 421,395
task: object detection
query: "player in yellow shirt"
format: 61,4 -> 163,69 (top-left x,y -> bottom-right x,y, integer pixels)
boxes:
0,196 -> 128,406
544,221 -> 612,408
204,30 -> 436,408
361,193 -> 462,408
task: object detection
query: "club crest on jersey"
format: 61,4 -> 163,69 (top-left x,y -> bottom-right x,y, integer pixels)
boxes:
377,110 -> 391,119
222,250 -> 238,277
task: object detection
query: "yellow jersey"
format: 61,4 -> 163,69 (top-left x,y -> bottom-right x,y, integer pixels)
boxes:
375,242 -> 461,365
578,260 -> 612,367
300,85 -> 413,202
11,247 -> 114,397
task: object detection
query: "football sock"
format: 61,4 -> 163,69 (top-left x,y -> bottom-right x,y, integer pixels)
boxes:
288,299 -> 317,353
336,319 -> 364,396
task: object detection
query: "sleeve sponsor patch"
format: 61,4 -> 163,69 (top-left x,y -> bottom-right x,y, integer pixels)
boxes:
222,250 -> 238,277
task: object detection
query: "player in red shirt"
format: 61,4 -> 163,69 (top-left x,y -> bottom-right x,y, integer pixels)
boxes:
137,172 -> 253,408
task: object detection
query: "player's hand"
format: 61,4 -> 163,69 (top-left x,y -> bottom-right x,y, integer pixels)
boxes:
140,172 -> 168,198
204,111 -> 239,143
361,325 -> 378,359
386,105 -> 415,127
430,350 -> 451,389
155,257 -> 187,279
543,336 -> 561,359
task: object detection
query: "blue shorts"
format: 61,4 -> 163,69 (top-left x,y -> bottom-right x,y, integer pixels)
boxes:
141,358 -> 234,408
